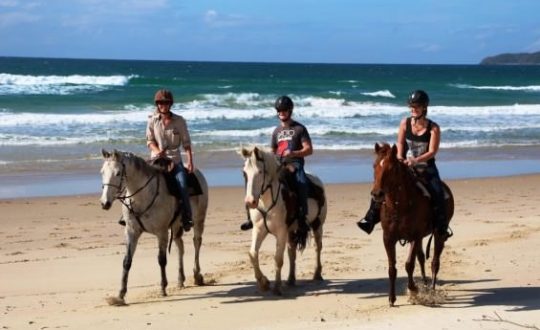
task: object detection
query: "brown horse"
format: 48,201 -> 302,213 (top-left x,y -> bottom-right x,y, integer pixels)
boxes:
370,142 -> 454,306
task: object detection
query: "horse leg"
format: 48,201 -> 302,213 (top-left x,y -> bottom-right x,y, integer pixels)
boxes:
107,230 -> 141,306
416,240 -> 428,285
430,235 -> 446,289
173,229 -> 186,288
192,223 -> 204,286
157,233 -> 169,296
312,225 -> 324,281
405,240 -> 419,295
286,234 -> 297,286
272,230 -> 288,295
249,228 -> 270,292
383,238 -> 397,307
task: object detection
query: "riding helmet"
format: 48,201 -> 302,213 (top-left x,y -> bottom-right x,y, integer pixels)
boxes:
407,90 -> 429,106
274,95 -> 294,112
154,89 -> 174,105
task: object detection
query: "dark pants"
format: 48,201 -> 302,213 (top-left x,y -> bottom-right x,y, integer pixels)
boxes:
422,165 -> 446,230
174,164 -> 192,219
290,162 -> 309,219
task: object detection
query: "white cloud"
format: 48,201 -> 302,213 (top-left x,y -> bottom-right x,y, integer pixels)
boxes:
0,12 -> 39,27
203,9 -> 246,28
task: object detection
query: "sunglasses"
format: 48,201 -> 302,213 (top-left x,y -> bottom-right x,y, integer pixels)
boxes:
156,100 -> 172,106
276,109 -> 290,113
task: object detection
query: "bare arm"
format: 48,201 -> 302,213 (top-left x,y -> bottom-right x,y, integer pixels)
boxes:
396,118 -> 407,161
184,145 -> 194,173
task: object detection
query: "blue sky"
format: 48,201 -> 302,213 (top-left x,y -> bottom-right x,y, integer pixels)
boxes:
1,0 -> 539,64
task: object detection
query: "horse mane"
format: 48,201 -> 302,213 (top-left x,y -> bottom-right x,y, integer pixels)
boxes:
116,151 -> 159,177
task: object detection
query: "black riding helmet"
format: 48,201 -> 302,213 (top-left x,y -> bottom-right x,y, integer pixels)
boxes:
274,95 -> 294,112
407,90 -> 429,107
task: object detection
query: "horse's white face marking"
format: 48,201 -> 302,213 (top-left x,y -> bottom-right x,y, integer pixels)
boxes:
100,156 -> 123,208
242,154 -> 265,208
379,159 -> 385,167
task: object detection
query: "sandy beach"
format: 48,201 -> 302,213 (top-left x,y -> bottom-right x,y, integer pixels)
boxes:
1,175 -> 539,329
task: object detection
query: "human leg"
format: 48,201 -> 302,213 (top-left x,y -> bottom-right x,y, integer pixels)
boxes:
175,165 -> 193,232
425,167 -> 450,239
356,198 -> 381,234
295,166 -> 309,234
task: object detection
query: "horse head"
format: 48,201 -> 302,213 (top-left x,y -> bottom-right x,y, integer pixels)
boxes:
371,142 -> 402,203
100,149 -> 126,210
239,146 -> 279,209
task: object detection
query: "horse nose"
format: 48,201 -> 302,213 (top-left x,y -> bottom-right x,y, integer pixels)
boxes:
244,196 -> 258,209
101,201 -> 111,210
371,189 -> 384,202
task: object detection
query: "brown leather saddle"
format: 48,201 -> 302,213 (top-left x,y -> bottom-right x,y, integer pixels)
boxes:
149,157 -> 203,198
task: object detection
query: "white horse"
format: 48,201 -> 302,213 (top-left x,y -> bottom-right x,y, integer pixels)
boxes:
100,149 -> 208,305
240,146 -> 327,295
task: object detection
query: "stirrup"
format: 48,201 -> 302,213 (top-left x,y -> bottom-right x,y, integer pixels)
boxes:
240,220 -> 253,231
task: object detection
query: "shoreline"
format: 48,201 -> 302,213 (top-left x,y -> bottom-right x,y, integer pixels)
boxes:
1,146 -> 539,199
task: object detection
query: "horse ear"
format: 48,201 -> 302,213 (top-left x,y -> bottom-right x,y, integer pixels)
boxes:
253,146 -> 260,158
101,149 -> 110,158
391,144 -> 398,157
239,147 -> 251,158
375,142 -> 381,153
112,149 -> 120,160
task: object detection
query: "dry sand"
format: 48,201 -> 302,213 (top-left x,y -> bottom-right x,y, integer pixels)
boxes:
1,175 -> 539,329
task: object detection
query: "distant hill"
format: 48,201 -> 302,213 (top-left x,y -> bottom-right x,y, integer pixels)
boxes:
480,51 -> 540,65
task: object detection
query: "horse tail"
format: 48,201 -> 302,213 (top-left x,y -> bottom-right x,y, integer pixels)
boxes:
291,229 -> 309,252
425,233 -> 434,259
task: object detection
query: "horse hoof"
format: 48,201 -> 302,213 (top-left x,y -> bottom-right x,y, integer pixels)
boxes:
258,277 -> 270,292
313,273 -> 324,281
106,296 -> 127,306
194,273 -> 205,286
272,286 -> 283,296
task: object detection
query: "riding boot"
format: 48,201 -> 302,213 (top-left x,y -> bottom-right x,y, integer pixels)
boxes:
240,220 -> 253,231
356,199 -> 381,234
434,210 -> 452,240
118,216 -> 126,226
182,208 -> 193,232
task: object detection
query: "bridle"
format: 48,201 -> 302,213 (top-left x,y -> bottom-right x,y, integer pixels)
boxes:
103,158 -> 159,232
246,152 -> 283,233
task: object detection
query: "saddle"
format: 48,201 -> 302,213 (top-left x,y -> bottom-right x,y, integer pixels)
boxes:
278,168 -> 325,230
150,157 -> 203,198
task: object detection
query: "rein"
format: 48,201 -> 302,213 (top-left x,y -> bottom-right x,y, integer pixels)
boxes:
114,161 -> 160,232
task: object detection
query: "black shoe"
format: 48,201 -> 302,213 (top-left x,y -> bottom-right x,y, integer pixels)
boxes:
118,217 -> 126,226
356,219 -> 374,234
240,220 -> 253,231
183,219 -> 193,232
437,226 -> 453,241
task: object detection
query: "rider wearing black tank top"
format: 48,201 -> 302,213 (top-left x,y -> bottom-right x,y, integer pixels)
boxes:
358,90 -> 451,240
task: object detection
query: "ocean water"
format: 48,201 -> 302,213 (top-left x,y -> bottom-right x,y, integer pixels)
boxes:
1,57 -> 540,197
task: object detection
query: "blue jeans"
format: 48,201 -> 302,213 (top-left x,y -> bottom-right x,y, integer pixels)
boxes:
174,165 -> 192,219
